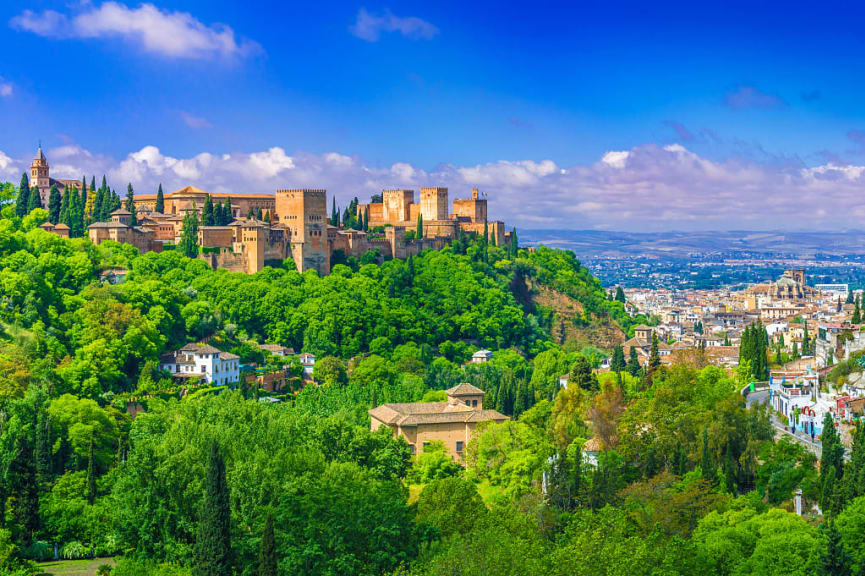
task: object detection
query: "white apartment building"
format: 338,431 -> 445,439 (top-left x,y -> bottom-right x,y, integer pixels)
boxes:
159,343 -> 240,386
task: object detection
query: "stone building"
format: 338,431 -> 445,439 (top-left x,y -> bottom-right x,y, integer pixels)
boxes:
196,219 -> 290,275
368,383 -> 508,461
356,187 -> 506,246
275,189 -> 330,275
135,186 -> 275,219
87,209 -> 160,254
29,146 -> 82,206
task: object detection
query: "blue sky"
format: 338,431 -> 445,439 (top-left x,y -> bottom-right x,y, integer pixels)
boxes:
2,0 -> 865,230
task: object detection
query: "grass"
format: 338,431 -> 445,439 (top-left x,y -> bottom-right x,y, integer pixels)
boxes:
36,557 -> 114,576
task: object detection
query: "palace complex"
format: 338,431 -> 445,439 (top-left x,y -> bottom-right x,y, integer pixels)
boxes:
30,147 -> 510,276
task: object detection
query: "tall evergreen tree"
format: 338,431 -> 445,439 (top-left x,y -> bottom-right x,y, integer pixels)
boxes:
202,194 -> 215,226
87,435 -> 97,505
510,227 -> 518,258
47,185 -> 62,224
614,286 -> 626,303
259,511 -> 277,576
817,520 -> 851,576
417,213 -> 423,239
222,198 -> 233,225
180,210 -> 200,258
194,443 -> 232,576
155,183 -> 165,213
80,176 -> 88,208
649,332 -> 661,370
15,173 -> 30,217
822,412 -> 845,481
627,347 -> 640,376
125,183 -> 137,226
331,197 -> 339,226
700,429 -> 714,482
853,296 -> 861,324
27,186 -> 43,212
610,345 -> 626,373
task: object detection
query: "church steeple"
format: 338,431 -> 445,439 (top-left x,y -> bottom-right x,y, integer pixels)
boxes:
31,143 -> 50,193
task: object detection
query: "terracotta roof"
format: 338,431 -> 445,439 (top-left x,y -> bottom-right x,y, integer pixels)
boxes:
368,401 -> 508,427
221,352 -> 239,360
446,382 -> 485,396
54,223 -> 69,230
111,208 -> 132,216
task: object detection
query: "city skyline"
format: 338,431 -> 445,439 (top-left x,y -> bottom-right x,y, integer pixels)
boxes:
3,0 -> 865,231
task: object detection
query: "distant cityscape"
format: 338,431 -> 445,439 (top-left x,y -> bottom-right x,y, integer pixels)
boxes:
523,229 -> 865,289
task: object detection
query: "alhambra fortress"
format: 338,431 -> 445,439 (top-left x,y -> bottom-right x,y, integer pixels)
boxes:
31,148 -> 510,275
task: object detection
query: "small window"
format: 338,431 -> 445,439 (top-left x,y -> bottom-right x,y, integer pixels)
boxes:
456,441 -> 464,453
409,445 -> 415,455
472,400 -> 478,407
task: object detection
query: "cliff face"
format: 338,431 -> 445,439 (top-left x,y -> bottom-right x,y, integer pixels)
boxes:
532,285 -> 625,350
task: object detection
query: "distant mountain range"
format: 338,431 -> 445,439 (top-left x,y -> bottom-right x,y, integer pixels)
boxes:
520,229 -> 865,260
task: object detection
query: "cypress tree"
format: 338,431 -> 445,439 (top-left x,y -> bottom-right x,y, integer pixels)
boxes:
818,520 -> 852,576
627,347 -> 640,376
194,443 -> 232,576
202,194 -> 215,226
331,197 -> 338,226
90,176 -> 96,195
68,188 -> 85,237
15,173 -> 30,217
649,332 -> 661,370
510,227 -> 518,258
125,183 -> 137,226
854,297 -> 862,324
87,435 -> 96,505
80,176 -> 87,208
222,198 -> 233,224
180,211 -> 200,258
822,412 -> 845,481
155,183 -> 165,213
700,429 -> 714,482
259,511 -> 277,576
803,322 -> 811,356
615,286 -> 626,303
35,407 -> 51,486
611,345 -> 626,373
47,185 -> 62,224
27,186 -> 43,212
417,213 -> 423,239
59,185 -> 71,225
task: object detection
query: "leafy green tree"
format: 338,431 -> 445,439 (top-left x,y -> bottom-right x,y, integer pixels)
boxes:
194,443 -> 232,576
416,477 -> 486,538
569,355 -> 599,392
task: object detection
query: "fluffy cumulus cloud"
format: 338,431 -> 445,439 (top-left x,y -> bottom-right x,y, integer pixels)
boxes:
0,77 -> 12,98
4,143 -> 865,231
350,8 -> 438,42
10,2 -> 260,61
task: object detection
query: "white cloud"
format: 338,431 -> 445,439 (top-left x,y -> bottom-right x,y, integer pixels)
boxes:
350,8 -> 438,42
180,111 -> 212,129
10,2 -> 260,61
0,78 -> 12,98
3,142 -> 865,231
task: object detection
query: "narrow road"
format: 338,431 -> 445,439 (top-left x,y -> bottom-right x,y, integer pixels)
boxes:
746,389 -> 823,459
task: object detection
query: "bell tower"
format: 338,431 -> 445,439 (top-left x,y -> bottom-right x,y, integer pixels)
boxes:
30,144 -> 50,192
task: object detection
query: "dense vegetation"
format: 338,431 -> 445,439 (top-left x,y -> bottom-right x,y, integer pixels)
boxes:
0,188 -> 860,576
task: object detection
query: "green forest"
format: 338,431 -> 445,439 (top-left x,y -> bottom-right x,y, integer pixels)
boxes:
0,191 -> 862,576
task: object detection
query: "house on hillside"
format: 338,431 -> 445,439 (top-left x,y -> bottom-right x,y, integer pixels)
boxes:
369,383 -> 508,461
159,343 -> 240,386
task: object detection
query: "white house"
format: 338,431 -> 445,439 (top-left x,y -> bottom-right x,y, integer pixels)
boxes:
299,353 -> 316,377
159,343 -> 240,386
471,349 -> 494,364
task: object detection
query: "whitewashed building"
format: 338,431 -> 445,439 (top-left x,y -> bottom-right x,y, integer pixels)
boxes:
159,343 -> 240,386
